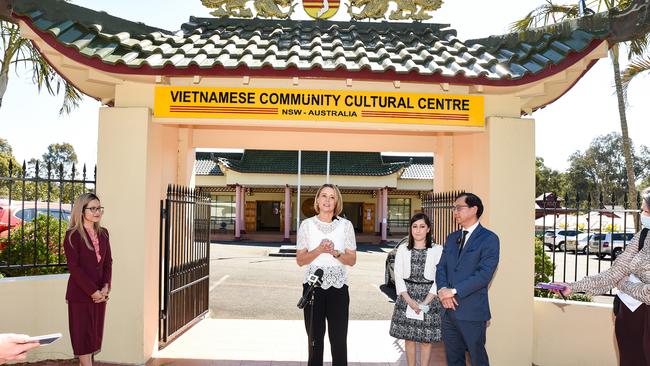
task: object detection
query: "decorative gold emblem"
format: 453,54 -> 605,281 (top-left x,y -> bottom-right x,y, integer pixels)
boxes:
304,0 -> 341,19
201,0 -> 254,18
202,0 -> 294,18
255,0 -> 295,18
348,0 -> 442,20
202,0 -> 441,20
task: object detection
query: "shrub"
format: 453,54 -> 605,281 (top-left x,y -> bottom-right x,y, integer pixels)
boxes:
534,237 -> 555,297
0,215 -> 68,277
533,237 -> 592,302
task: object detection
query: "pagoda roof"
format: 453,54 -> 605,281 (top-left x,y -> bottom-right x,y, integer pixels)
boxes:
8,0 -> 612,86
206,150 -> 407,176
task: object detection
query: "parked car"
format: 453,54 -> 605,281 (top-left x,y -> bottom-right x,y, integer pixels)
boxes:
0,203 -> 71,234
0,205 -> 20,233
565,233 -> 595,254
384,236 -> 408,288
588,232 -> 635,259
543,229 -> 583,251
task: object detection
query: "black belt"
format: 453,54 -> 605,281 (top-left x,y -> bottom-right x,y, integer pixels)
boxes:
404,279 -> 434,285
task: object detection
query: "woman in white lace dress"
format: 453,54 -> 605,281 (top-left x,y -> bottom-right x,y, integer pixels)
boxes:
555,187 -> 650,366
296,184 -> 357,366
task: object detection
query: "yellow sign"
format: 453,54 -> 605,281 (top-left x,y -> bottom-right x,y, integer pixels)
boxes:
154,87 -> 484,127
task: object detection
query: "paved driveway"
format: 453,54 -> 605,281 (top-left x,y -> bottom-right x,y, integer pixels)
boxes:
209,242 -> 398,320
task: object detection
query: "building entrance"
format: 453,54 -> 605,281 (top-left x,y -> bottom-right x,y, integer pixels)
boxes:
342,202 -> 363,232
257,201 -> 282,231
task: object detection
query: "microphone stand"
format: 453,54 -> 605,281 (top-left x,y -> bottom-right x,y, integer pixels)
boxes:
308,285 -> 316,364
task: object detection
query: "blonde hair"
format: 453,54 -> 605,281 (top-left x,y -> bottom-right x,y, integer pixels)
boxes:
313,184 -> 343,216
68,192 -> 104,250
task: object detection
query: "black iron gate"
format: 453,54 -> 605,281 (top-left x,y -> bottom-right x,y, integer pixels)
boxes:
422,190 -> 464,245
158,185 -> 211,347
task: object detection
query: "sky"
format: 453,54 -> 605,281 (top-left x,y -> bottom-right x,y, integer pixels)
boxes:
1,0 -> 649,172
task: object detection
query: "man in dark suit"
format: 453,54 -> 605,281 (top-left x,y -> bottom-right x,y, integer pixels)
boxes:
436,192 -> 500,366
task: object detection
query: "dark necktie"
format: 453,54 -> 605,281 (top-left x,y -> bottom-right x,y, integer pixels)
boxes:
458,230 -> 469,256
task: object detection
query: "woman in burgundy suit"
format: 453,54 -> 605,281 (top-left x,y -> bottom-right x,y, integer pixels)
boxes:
64,193 -> 112,366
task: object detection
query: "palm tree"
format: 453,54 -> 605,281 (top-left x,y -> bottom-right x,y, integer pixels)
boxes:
1,17 -> 83,115
512,0 -> 646,208
621,57 -> 650,128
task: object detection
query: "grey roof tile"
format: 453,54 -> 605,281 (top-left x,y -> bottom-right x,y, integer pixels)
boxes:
13,0 -> 610,83
400,164 -> 434,180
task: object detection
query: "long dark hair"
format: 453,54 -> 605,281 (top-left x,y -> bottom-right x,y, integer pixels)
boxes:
407,212 -> 433,250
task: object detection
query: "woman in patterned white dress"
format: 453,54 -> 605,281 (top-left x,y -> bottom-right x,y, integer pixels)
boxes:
555,187 -> 650,366
296,184 -> 357,366
389,212 -> 443,366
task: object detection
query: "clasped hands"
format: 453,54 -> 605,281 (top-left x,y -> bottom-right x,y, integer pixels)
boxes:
91,284 -> 110,303
406,299 -> 430,314
316,239 -> 338,257
438,288 -> 459,310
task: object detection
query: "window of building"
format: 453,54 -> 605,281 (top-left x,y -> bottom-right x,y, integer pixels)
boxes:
213,195 -> 236,229
388,198 -> 411,228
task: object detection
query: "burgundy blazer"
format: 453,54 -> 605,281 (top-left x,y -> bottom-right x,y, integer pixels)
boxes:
64,228 -> 112,302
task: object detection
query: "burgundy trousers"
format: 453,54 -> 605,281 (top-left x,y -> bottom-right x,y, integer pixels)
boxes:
615,302 -> 649,366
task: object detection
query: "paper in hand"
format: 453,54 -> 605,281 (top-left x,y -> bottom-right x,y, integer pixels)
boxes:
405,305 -> 424,320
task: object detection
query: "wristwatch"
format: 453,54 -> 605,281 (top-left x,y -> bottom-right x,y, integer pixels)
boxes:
451,288 -> 457,295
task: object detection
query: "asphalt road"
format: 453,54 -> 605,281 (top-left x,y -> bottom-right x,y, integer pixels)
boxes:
208,242 -> 399,320
543,247 -> 613,283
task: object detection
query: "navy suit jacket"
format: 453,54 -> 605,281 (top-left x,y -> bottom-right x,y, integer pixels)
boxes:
435,224 -> 500,321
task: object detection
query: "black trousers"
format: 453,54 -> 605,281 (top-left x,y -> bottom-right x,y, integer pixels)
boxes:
302,284 -> 349,366
615,303 -> 650,366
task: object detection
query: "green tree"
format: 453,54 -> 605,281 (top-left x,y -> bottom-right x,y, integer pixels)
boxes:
0,138 -> 20,176
535,157 -> 567,197
512,0 -> 645,208
1,15 -> 82,114
563,132 -> 648,199
41,143 -> 78,179
0,138 -> 22,197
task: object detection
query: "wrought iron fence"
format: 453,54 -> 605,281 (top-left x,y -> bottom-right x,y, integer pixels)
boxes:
536,191 -> 641,293
421,190 -> 464,245
159,185 -> 211,347
0,161 -> 96,277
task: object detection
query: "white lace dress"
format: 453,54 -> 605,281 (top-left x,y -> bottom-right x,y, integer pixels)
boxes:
296,216 -> 357,288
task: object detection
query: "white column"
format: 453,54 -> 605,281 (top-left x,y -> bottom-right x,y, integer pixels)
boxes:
381,187 -> 388,243
176,127 -> 195,187
284,185 -> 291,242
96,107 -> 168,363
235,184 -> 241,239
451,117 -> 535,365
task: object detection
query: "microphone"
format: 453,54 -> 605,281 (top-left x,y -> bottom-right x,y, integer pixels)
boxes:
297,268 -> 324,309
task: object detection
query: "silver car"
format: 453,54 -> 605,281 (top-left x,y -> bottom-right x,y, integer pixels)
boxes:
543,229 -> 583,251
565,233 -> 594,254
588,232 -> 635,259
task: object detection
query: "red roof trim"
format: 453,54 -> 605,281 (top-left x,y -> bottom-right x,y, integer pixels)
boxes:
16,13 -> 605,87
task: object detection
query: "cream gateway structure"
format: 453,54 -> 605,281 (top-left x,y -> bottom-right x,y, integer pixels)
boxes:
3,0 -> 650,365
